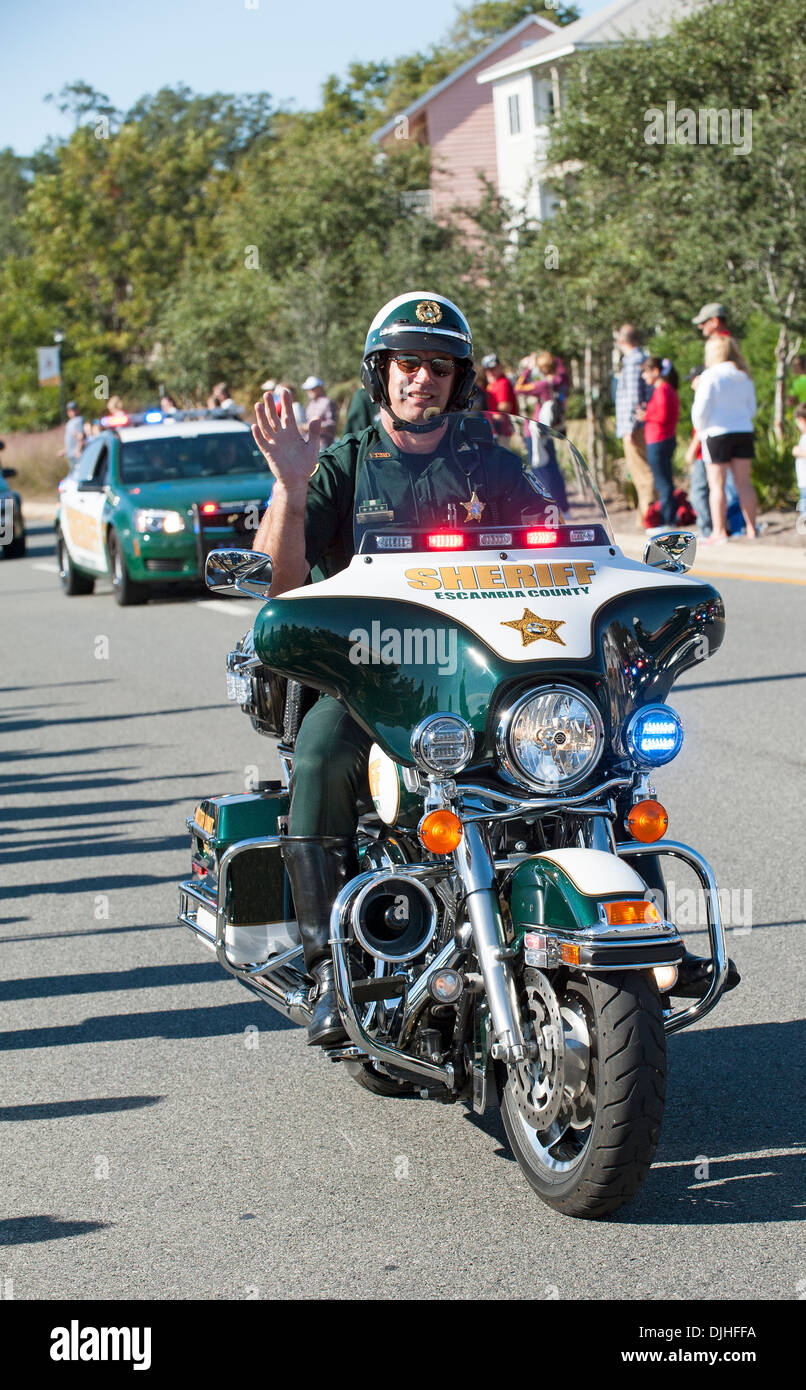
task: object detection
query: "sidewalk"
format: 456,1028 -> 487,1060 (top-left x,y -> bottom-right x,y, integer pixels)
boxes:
613,528 -> 806,585
22,499 -> 805,584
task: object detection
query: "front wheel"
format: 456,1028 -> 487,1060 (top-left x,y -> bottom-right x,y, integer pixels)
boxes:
108,530 -> 147,606
499,969 -> 666,1219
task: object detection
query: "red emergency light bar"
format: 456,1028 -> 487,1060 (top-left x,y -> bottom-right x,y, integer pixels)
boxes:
201,502 -> 217,514
525,530 -> 558,546
427,532 -> 465,549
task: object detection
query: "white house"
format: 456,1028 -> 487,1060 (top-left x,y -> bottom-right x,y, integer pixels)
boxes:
476,0 -> 706,223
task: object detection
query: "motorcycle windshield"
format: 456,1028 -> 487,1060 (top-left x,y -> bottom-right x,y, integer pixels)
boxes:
352,411 -> 613,554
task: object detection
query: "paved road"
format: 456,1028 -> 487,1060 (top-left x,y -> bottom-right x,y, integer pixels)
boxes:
1,524 -> 804,1301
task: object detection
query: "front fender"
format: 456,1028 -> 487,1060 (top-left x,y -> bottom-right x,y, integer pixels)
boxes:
507,848 -> 683,970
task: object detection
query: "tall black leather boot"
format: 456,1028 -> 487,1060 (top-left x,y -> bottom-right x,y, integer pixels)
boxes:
281,836 -> 358,1047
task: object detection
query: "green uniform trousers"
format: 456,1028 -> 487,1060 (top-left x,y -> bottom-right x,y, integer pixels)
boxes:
288,695 -> 373,837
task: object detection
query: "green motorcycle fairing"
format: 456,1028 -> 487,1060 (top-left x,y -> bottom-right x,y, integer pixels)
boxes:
252,579 -> 724,768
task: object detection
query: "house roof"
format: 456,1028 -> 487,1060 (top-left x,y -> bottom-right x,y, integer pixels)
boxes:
370,12 -> 561,143
477,0 -> 706,84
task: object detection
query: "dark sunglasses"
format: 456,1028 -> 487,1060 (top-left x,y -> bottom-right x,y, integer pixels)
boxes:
391,353 -> 457,377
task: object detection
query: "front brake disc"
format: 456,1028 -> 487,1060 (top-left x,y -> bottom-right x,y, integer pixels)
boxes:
509,968 -> 566,1131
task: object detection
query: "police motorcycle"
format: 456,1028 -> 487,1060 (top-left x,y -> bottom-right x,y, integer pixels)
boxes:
178,411 -> 735,1219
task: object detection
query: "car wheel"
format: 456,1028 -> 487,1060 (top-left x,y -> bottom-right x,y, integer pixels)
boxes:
4,531 -> 26,559
56,531 -> 94,595
108,530 -> 147,606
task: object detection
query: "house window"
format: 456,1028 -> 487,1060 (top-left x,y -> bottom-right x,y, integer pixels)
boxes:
534,78 -> 556,125
508,93 -> 521,136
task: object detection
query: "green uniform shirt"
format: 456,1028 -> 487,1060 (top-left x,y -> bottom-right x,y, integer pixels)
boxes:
343,386 -> 380,437
303,415 -> 547,582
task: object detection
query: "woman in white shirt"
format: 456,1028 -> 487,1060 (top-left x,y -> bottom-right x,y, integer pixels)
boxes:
692,336 -> 759,543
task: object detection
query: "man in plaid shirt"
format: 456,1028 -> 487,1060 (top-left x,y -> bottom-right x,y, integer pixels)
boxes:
615,324 -> 655,526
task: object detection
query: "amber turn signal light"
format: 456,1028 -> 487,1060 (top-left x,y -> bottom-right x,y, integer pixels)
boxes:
419,809 -> 463,854
626,799 -> 668,843
602,899 -> 663,926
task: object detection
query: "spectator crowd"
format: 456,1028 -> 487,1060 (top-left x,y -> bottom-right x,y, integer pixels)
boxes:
60,299 -> 804,536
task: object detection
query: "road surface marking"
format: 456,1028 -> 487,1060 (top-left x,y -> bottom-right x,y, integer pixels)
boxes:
695,568 -> 806,585
654,1145 -> 806,1167
32,561 -> 59,574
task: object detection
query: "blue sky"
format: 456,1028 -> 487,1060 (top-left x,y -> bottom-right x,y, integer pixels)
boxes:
1,0 -> 613,156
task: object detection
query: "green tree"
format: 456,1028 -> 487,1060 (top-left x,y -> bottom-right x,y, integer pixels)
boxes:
547,0 -> 806,439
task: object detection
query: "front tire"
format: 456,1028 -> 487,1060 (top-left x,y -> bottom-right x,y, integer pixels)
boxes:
500,969 -> 666,1219
56,531 -> 94,595
108,530 -> 147,606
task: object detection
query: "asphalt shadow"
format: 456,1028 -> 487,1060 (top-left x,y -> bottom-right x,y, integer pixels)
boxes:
0,1095 -> 164,1122
0,1216 -> 111,1246
0,999 -> 295,1049
0,962 -> 224,1001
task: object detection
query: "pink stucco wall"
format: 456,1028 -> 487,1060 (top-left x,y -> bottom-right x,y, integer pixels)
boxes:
427,21 -> 553,219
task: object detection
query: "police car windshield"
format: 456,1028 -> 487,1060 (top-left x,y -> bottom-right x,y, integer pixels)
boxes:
352,411 -> 612,553
120,431 -> 265,485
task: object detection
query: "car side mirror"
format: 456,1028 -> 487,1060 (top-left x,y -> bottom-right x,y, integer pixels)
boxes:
643,531 -> 697,573
205,547 -> 273,599
2,467 -> 17,479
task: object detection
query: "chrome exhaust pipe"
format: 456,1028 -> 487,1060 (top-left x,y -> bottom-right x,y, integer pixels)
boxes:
329,874 -> 455,1089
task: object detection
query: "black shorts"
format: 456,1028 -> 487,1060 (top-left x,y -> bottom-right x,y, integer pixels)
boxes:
701,432 -> 754,463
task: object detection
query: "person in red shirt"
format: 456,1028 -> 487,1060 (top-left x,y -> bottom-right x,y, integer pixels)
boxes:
482,354 -> 516,439
635,357 -> 679,525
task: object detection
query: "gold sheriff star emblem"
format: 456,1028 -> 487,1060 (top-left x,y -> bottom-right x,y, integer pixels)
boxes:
501,609 -> 566,647
415,300 -> 442,323
461,490 -> 486,521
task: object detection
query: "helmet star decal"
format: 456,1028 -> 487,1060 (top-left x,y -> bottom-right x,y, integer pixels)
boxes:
415,300 -> 443,324
501,609 -> 566,647
461,490 -> 486,521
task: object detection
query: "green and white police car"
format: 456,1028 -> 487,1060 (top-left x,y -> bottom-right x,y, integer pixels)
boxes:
55,408 -> 272,605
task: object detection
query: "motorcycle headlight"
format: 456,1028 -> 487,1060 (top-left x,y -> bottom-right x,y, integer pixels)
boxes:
625,704 -> 683,767
134,509 -> 186,534
496,685 -> 604,792
410,714 -> 474,775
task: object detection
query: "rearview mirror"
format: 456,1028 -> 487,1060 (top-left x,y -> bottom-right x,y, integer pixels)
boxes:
205,547 -> 273,599
643,531 -> 697,573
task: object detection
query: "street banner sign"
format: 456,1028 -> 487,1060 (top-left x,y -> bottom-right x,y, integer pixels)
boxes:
37,346 -> 61,386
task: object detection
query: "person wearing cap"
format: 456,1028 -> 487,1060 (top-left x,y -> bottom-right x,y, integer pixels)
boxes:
302,376 -> 337,452
692,302 -> 731,340
481,354 -> 516,438
249,292 -> 546,1046
60,401 -> 84,472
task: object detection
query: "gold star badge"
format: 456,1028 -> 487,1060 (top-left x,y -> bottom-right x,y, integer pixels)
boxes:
462,490 -> 486,521
416,299 -> 442,324
501,609 -> 566,647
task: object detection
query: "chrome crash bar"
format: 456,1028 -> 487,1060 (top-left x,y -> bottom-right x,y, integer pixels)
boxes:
616,839 -> 729,1033
178,835 -> 312,1026
457,776 -> 632,822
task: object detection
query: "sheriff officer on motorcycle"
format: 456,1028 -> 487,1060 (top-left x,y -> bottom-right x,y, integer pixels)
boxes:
250,290 -> 738,1049
251,292 -> 540,1046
